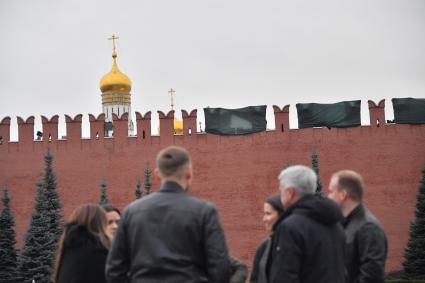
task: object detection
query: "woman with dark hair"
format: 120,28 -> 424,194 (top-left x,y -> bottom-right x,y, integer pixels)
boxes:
101,204 -> 121,238
53,204 -> 111,283
250,195 -> 284,283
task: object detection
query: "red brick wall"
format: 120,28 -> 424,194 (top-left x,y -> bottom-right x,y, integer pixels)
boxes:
1,104 -> 424,273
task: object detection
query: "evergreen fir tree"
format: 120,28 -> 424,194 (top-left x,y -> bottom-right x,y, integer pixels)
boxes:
99,178 -> 109,205
403,165 -> 425,279
311,147 -> 323,195
42,148 -> 63,243
0,185 -> 19,283
135,177 -> 142,199
18,149 -> 63,283
18,182 -> 55,283
144,163 -> 153,196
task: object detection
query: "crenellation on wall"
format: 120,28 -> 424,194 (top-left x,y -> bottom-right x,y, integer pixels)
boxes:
273,105 -> 290,133
17,116 -> 35,145
135,111 -> 152,142
65,114 -> 83,142
158,110 -> 175,143
182,109 -> 198,136
0,116 -> 11,144
1,102 -> 424,152
89,113 -> 106,140
368,99 -> 386,128
112,113 -> 129,140
41,115 -> 59,142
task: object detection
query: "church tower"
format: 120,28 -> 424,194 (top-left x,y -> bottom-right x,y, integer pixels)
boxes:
99,34 -> 134,136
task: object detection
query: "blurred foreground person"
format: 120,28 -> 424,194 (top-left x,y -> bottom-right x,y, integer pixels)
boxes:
53,204 -> 110,283
101,204 -> 121,238
269,165 -> 346,283
328,170 -> 387,283
250,195 -> 284,283
106,146 -> 230,283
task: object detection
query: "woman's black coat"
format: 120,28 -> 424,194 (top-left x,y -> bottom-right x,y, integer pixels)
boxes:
56,224 -> 108,283
250,238 -> 269,283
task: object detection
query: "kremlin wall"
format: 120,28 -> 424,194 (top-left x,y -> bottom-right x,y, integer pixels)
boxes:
1,100 -> 425,273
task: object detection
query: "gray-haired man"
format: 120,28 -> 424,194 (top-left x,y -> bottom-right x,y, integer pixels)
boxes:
268,165 -> 346,283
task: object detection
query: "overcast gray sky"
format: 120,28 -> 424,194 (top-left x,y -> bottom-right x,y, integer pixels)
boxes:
1,0 -> 424,139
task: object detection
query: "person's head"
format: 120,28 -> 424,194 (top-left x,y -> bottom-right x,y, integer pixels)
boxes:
102,204 -> 121,238
328,170 -> 364,215
263,194 -> 284,232
155,146 -> 193,189
278,165 -> 317,209
54,204 -> 110,282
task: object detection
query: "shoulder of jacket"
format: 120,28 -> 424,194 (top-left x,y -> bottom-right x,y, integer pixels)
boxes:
357,219 -> 385,236
282,212 -> 311,227
185,194 -> 216,210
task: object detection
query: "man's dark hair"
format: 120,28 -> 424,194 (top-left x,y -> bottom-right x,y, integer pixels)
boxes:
156,146 -> 191,178
102,204 -> 121,216
333,170 -> 364,202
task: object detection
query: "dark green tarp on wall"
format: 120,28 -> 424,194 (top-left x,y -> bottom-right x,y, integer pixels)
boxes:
392,98 -> 425,124
296,100 -> 361,129
204,105 -> 267,135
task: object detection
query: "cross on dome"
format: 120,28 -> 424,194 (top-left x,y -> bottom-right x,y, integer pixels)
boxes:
168,88 -> 176,110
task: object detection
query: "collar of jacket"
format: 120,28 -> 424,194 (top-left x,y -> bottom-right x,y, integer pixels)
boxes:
159,181 -> 187,193
272,194 -> 343,230
341,203 -> 364,227
271,194 -> 315,231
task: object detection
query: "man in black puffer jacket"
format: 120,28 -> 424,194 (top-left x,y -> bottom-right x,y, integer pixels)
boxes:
106,146 -> 230,283
268,165 -> 346,283
328,170 -> 387,283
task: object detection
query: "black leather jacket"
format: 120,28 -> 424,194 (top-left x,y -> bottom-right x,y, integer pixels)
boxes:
342,204 -> 387,283
106,181 -> 231,283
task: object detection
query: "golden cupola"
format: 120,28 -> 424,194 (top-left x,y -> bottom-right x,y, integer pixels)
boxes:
158,88 -> 184,135
99,50 -> 132,94
100,34 -> 135,136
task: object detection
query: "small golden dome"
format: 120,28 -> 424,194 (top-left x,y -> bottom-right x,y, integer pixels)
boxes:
174,117 -> 183,134
157,117 -> 184,135
99,51 -> 132,93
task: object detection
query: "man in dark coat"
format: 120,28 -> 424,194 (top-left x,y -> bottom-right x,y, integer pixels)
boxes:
106,146 -> 231,283
328,170 -> 387,283
268,165 -> 346,283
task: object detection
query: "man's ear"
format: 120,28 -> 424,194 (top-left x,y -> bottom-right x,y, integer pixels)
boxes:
340,189 -> 348,201
290,187 -> 297,199
186,165 -> 193,180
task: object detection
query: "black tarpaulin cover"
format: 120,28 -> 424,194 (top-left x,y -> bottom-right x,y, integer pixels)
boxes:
204,105 -> 267,135
296,100 -> 361,129
392,98 -> 425,124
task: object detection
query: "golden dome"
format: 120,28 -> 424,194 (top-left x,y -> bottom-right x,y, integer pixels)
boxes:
99,51 -> 132,93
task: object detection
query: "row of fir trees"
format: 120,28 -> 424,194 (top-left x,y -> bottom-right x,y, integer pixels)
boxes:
0,149 -> 153,283
98,164 -> 153,205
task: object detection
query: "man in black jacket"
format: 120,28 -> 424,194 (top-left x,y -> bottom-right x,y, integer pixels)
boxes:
328,170 -> 387,283
106,146 -> 231,283
268,165 -> 346,283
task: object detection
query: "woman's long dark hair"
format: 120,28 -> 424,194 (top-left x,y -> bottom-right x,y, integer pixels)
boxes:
53,204 -> 110,282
